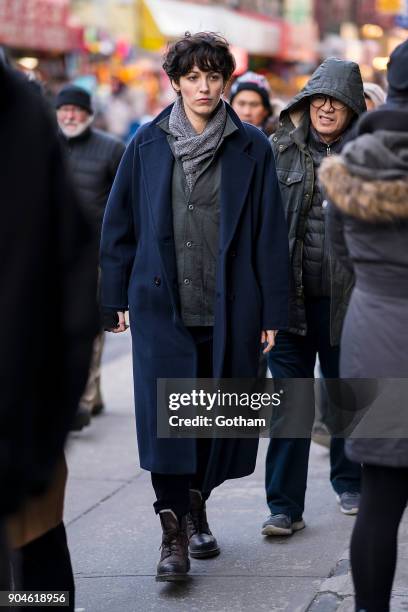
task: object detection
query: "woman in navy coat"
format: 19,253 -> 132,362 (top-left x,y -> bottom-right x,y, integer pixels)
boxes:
100,32 -> 289,582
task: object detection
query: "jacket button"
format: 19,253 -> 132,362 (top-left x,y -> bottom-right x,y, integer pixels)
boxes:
273,136 -> 278,142
322,200 -> 328,209
188,204 -> 194,210
287,177 -> 291,183
305,193 -> 309,199
279,144 -> 284,151
183,278 -> 191,285
186,241 -> 192,248
154,276 -> 161,286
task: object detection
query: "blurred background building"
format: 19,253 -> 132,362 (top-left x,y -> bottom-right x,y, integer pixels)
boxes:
0,0 -> 406,139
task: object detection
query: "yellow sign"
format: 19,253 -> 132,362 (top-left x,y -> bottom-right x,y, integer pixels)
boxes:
139,0 -> 166,52
376,0 -> 404,13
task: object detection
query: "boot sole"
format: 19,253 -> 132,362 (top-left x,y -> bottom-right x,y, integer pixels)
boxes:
155,573 -> 190,582
189,547 -> 220,559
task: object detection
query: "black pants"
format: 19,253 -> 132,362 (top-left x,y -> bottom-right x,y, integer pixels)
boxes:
12,522 -> 75,612
350,464 -> 408,612
151,326 -> 213,517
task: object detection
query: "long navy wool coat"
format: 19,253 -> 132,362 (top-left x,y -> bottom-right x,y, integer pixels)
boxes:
100,104 -> 289,489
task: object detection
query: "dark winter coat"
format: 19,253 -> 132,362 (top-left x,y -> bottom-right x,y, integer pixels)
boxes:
320,115 -> 408,468
100,103 -> 289,486
59,128 -> 125,235
0,65 -> 98,515
270,58 -> 366,345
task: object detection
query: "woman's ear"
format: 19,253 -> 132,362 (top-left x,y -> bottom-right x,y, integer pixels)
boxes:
171,79 -> 180,94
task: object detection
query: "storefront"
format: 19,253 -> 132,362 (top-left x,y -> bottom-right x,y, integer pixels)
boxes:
0,0 -> 82,80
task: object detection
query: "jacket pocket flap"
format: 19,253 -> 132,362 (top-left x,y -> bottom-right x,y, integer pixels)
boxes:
277,169 -> 304,185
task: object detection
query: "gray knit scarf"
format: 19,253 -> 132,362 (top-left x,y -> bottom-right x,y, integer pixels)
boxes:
168,96 -> 227,192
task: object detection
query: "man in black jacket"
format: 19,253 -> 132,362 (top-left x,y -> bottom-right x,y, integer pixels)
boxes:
263,59 -> 366,537
56,85 -> 125,428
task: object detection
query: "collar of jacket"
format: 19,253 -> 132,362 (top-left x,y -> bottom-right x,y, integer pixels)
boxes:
271,107 -> 309,153
145,101 -> 251,152
59,125 -> 92,144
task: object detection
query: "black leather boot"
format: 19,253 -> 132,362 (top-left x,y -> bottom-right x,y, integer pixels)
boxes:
156,510 -> 190,582
187,490 -> 220,559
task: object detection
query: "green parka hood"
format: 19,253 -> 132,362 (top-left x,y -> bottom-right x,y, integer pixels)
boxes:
283,57 -> 366,118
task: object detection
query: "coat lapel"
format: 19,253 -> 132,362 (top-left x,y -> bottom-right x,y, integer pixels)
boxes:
220,138 -> 255,251
140,135 -> 181,314
140,135 -> 174,241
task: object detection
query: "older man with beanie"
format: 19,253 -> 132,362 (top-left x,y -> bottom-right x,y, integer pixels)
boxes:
262,58 -> 366,537
56,84 -> 125,429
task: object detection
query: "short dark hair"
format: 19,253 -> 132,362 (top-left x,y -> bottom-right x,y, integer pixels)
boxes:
162,32 -> 236,85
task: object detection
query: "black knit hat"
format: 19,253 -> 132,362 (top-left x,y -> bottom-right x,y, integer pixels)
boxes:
230,71 -> 272,113
55,84 -> 93,114
387,40 -> 408,108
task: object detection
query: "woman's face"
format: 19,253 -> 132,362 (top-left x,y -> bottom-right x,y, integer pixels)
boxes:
172,66 -> 224,121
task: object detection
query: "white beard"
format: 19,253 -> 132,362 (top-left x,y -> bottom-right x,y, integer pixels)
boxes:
59,115 -> 94,138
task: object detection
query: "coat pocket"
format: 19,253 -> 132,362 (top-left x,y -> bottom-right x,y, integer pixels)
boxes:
276,169 -> 304,213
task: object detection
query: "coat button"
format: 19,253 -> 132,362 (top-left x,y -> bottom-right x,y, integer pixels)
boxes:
279,144 -> 284,151
186,241 -> 192,248
287,177 -> 291,183
154,276 -> 161,286
273,136 -> 278,142
183,278 -> 191,285
322,200 -> 328,209
188,204 -> 194,210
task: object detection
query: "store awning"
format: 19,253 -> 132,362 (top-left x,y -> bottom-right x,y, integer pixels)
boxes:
0,0 -> 82,52
141,0 -> 283,57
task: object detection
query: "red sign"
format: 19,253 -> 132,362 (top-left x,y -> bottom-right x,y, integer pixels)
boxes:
0,0 -> 80,52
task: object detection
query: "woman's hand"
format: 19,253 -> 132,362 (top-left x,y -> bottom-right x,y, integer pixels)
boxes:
110,311 -> 128,333
261,330 -> 278,353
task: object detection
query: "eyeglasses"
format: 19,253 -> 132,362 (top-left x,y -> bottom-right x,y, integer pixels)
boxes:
310,95 -> 347,110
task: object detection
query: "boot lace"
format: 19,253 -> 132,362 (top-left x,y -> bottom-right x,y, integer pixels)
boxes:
187,507 -> 211,536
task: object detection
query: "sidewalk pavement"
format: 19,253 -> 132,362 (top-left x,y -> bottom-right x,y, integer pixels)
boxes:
65,333 -> 408,612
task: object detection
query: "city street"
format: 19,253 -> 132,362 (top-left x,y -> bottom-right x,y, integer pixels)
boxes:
65,333 -> 408,612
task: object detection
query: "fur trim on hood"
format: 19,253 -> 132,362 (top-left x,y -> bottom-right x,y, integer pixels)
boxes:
319,156 -> 408,222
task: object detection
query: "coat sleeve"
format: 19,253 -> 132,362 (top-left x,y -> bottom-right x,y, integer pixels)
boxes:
256,145 -> 290,330
100,140 -> 137,310
327,202 -> 354,274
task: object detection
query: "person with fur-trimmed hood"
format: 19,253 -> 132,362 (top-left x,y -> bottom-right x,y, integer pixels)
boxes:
262,58 -> 367,538
319,39 -> 408,612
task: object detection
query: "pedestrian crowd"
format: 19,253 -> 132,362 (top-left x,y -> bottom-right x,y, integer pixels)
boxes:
0,32 -> 406,612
